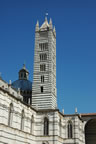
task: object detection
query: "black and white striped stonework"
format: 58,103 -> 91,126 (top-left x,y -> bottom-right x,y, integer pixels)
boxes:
32,18 -> 57,110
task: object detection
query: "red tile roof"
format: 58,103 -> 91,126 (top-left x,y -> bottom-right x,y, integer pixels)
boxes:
81,113 -> 96,116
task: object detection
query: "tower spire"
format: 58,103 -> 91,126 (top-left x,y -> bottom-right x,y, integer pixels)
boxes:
45,13 -> 48,22
45,16 -> 47,22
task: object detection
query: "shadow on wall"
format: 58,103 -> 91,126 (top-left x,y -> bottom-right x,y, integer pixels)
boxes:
85,119 -> 96,144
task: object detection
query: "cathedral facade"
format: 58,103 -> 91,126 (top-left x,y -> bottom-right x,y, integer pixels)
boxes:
0,18 -> 96,144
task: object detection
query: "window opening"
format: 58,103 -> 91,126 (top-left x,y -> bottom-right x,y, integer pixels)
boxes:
41,86 -> 43,93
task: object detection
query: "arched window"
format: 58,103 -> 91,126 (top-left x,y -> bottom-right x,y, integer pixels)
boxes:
21,110 -> 24,131
8,103 -> 13,127
24,73 -> 26,78
41,75 -> 44,83
39,43 -> 48,51
44,117 -> 49,136
30,115 -> 34,134
68,121 -> 73,138
44,54 -> 47,60
21,73 -> 23,78
40,64 -> 46,71
40,54 -> 47,61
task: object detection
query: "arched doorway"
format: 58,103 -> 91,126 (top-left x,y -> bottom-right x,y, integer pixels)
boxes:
85,119 -> 96,144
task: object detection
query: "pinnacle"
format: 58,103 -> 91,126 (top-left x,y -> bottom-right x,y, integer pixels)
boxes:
53,26 -> 56,37
49,18 -> 52,29
45,16 -> 48,22
36,20 -> 39,27
49,18 -> 52,25
53,26 -> 56,32
35,20 -> 39,31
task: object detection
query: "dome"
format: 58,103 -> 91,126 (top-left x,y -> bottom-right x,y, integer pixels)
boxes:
12,64 -> 32,91
12,79 -> 32,91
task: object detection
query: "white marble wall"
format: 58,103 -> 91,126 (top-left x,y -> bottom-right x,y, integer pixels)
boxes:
0,79 -> 85,144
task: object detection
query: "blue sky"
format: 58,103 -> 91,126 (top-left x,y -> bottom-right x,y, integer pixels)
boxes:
0,0 -> 96,114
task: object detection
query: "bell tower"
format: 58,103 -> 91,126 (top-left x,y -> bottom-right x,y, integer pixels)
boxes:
32,17 -> 57,109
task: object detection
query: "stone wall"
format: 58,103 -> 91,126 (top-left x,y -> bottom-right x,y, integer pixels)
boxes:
0,79 -> 85,144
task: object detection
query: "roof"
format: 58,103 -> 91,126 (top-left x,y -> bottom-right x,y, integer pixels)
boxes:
81,113 -> 96,116
40,17 -> 49,31
12,79 -> 32,91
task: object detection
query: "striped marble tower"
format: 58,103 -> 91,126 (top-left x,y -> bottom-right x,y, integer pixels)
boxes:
32,17 -> 57,109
